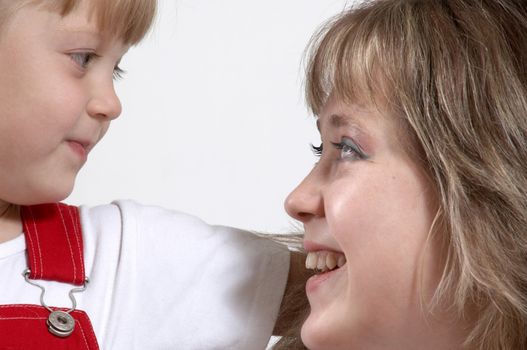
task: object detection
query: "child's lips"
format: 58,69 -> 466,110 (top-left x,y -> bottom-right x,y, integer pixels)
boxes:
66,139 -> 92,160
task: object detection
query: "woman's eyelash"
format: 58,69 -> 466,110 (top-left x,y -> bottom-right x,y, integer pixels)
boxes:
332,139 -> 368,160
311,143 -> 324,157
310,138 -> 368,160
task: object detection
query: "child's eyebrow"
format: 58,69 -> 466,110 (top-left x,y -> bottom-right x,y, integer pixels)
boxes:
55,26 -> 102,39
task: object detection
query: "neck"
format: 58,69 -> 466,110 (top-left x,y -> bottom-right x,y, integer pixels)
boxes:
0,201 -> 22,244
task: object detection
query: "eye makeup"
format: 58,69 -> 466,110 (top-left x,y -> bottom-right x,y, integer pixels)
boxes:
310,136 -> 368,161
331,137 -> 368,161
311,143 -> 323,157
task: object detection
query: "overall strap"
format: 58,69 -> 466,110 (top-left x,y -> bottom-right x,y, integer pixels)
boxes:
20,203 -> 86,286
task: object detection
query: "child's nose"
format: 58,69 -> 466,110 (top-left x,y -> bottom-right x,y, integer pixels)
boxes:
87,82 -> 122,120
284,169 -> 325,222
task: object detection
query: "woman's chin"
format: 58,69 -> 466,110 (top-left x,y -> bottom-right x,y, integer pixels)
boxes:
300,315 -> 323,350
301,309 -> 344,350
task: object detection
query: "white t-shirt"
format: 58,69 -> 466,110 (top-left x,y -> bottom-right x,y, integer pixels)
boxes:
0,200 -> 290,349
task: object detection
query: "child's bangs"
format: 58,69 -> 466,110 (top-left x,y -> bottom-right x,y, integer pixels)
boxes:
305,5 -> 402,116
42,0 -> 156,45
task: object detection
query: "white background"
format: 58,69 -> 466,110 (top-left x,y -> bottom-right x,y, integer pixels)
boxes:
67,0 -> 351,233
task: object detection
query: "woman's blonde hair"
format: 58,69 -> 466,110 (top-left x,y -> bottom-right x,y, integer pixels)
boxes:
0,0 -> 156,45
278,0 -> 527,349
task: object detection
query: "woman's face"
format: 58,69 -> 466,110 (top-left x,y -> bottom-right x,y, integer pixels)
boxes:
285,97 -> 449,349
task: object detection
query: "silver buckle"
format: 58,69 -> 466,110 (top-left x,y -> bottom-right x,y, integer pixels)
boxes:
23,269 -> 89,337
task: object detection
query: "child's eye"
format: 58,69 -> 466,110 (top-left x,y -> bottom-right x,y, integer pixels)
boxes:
331,137 -> 368,161
113,65 -> 126,81
69,52 -> 96,69
310,143 -> 324,157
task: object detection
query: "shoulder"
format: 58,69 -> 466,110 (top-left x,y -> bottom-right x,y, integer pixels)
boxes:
78,199 -> 209,238
78,199 -> 289,256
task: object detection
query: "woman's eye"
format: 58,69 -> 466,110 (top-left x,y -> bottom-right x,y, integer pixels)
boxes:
340,143 -> 358,160
331,138 -> 367,161
310,138 -> 367,161
69,52 -> 96,69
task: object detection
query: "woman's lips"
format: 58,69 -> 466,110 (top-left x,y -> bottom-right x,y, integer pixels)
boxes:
306,263 -> 345,294
304,239 -> 335,252
304,245 -> 347,295
304,240 -> 346,271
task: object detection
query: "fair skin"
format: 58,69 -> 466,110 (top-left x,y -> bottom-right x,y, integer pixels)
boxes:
285,96 -> 467,349
0,3 -> 127,243
0,5 -> 310,331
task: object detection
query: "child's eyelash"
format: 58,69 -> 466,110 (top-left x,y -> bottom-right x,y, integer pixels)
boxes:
113,66 -> 126,80
69,52 -> 126,80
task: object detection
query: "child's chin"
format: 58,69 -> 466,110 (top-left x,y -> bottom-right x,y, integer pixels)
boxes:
46,186 -> 74,203
23,181 -> 75,205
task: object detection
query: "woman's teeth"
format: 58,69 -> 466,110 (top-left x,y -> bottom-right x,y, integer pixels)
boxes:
306,251 -> 346,273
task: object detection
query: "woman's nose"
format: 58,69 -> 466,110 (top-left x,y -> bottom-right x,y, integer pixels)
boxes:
284,169 -> 324,222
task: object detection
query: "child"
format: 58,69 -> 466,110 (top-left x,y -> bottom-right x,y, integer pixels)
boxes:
276,0 -> 527,349
0,1 -> 302,349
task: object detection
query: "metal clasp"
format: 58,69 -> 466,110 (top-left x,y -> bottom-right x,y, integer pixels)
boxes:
22,269 -> 89,337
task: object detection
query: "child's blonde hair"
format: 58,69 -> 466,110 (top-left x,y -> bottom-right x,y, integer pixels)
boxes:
0,0 -> 156,45
278,0 -> 527,349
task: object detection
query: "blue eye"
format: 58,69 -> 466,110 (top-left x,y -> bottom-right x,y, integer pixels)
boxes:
69,52 -> 96,69
69,52 -> 126,80
331,138 -> 367,161
311,138 -> 368,161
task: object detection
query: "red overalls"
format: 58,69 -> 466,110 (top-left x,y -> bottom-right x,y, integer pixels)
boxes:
0,203 -> 99,349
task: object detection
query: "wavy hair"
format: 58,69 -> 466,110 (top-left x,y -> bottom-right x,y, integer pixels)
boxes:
277,0 -> 527,348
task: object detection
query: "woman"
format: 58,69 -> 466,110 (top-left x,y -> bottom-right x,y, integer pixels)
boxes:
277,0 -> 527,349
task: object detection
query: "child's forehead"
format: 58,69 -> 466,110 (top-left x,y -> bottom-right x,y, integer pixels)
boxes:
5,2 -> 106,44
27,0 -> 156,45
53,3 -> 101,35
37,1 -> 112,34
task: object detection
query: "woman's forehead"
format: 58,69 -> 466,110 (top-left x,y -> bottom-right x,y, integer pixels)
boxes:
316,93 -> 384,130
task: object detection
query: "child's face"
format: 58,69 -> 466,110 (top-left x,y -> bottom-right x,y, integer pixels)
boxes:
286,97 -> 448,349
0,3 -> 128,205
